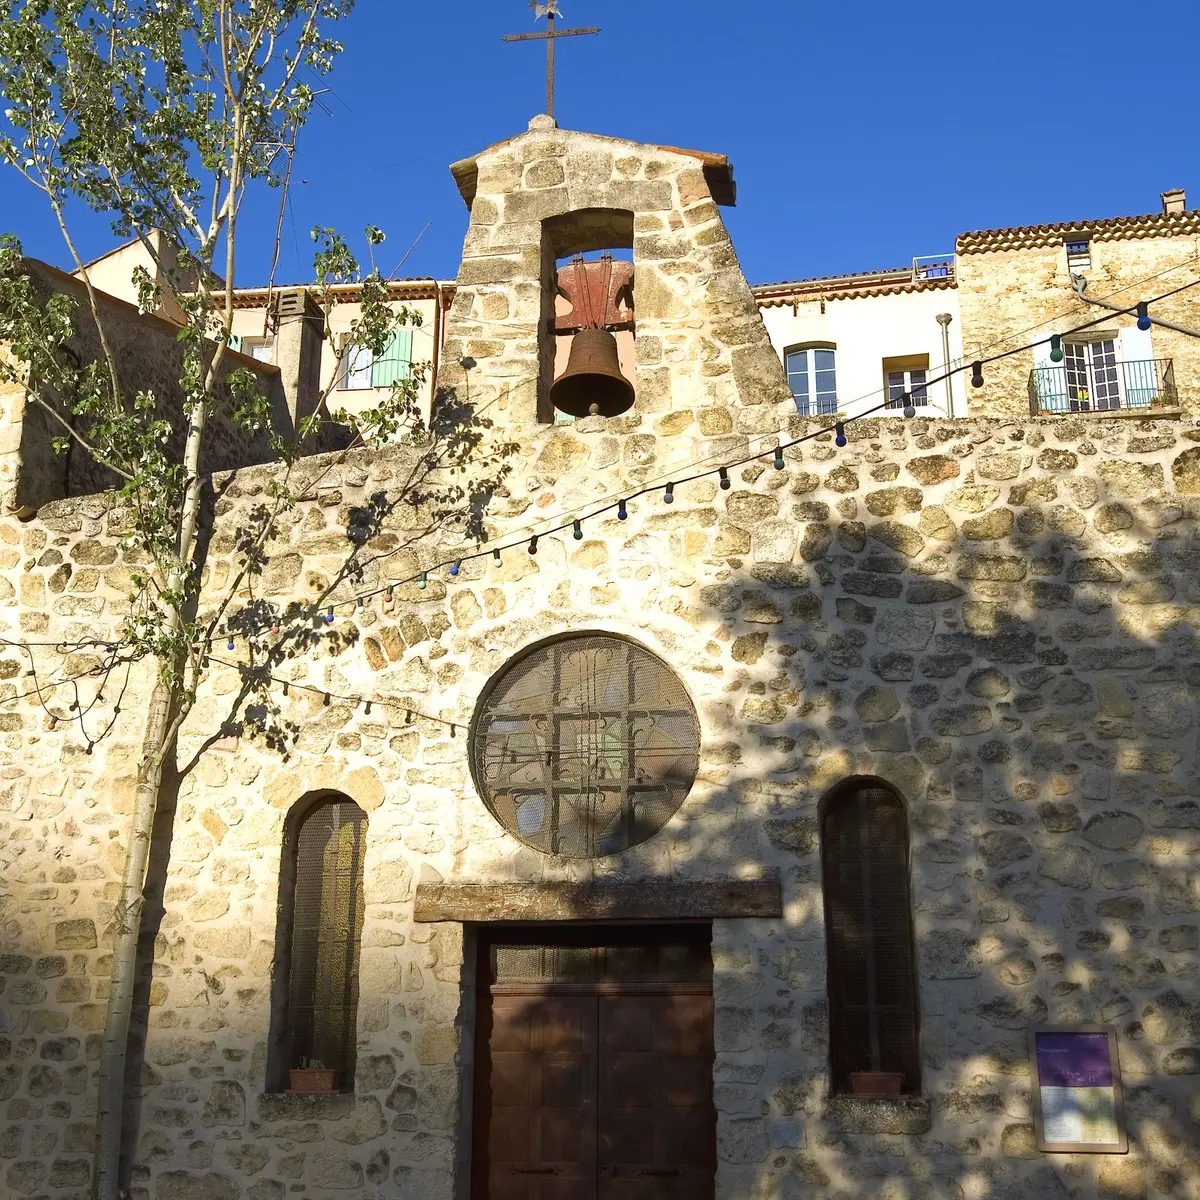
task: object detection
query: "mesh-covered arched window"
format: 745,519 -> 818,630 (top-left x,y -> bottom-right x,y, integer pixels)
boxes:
821,779 -> 920,1096
270,796 -> 367,1091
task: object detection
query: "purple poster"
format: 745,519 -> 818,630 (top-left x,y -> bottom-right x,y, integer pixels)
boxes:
1036,1032 -> 1113,1088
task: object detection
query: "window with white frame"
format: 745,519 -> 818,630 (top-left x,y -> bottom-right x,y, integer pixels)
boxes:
883,355 -> 930,410
786,345 -> 837,416
244,338 -> 275,364
338,328 -> 413,391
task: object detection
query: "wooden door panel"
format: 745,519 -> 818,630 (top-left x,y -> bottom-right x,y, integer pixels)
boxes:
598,995 -> 715,1200
540,1059 -> 586,1107
654,995 -> 710,1054
603,1001 -> 654,1052
481,995 -> 598,1200
660,1058 -> 708,1107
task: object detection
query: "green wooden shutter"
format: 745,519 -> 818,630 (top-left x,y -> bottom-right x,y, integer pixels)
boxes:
371,328 -> 412,388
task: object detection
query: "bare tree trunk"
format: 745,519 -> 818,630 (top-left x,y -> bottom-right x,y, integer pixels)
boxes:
93,674 -> 174,1200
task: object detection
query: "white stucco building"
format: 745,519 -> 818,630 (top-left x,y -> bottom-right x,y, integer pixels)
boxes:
753,259 -> 963,420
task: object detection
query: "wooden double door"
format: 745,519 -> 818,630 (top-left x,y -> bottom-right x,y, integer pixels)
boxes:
472,926 -> 716,1200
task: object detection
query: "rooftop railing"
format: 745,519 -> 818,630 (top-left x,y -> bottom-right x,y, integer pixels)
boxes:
912,254 -> 955,282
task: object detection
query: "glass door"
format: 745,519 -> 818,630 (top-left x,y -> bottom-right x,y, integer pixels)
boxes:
1063,339 -> 1122,411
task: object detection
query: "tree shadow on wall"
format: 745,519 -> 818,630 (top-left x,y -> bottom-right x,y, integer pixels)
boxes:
671,480 -> 1200,1199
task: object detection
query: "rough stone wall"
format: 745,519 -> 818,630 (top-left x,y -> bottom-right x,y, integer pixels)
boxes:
2,409 -> 1200,1199
956,234 -> 1200,420
440,117 -> 792,428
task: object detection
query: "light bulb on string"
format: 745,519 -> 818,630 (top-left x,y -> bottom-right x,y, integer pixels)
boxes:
663,482 -> 674,504
617,499 -> 628,520
971,361 -> 984,388
492,548 -> 501,564
322,691 -> 331,707
325,607 -> 334,624
417,571 -> 427,590
773,444 -> 785,470
573,519 -> 583,540
528,534 -> 538,555
718,467 -> 730,490
902,394 -> 916,419
1137,301 -> 1151,331
226,633 -> 235,651
449,559 -> 461,576
1050,334 -> 1063,363
834,422 -> 847,447
357,596 -> 365,610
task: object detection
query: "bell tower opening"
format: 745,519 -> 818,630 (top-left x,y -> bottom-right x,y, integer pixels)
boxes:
539,208 -> 636,423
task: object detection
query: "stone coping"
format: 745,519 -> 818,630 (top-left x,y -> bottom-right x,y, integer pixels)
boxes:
412,878 -> 782,923
823,1096 -> 933,1135
257,1093 -> 356,1121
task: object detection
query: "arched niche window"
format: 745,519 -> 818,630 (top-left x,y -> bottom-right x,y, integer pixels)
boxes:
538,208 -> 636,424
820,777 -> 920,1097
267,794 -> 367,1093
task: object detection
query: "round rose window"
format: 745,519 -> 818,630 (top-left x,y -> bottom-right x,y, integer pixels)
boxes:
471,635 -> 700,857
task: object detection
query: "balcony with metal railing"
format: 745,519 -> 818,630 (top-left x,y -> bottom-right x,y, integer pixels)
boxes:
1028,359 -> 1178,416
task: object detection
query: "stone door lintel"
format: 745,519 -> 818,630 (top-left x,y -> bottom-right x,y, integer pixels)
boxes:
412,878 -> 782,923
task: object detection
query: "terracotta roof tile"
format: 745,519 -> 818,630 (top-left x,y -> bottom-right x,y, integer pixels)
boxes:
751,267 -> 954,306
957,208 -> 1200,253
229,278 -> 448,308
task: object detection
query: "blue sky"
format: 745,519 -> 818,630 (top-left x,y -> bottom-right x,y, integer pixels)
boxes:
4,0 -> 1198,287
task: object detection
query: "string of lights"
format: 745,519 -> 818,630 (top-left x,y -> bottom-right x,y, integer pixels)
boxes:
205,655 -> 461,731
7,273 -> 1197,716
202,281 -> 1195,651
316,256 -> 1200,581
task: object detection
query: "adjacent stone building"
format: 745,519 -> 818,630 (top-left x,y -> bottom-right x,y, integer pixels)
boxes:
1,118 -> 1199,1200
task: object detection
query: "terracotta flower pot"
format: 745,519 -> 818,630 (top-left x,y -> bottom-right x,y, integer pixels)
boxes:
288,1068 -> 339,1094
849,1071 -> 903,1098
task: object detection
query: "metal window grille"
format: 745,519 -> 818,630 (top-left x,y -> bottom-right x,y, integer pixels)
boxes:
821,783 -> 921,1095
285,799 -> 367,1084
471,635 -> 700,858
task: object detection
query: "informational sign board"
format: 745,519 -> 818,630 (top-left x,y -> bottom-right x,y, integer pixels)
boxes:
1028,1025 -> 1128,1154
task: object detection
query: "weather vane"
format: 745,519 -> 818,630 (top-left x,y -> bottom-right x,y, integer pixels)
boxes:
503,2 -> 600,120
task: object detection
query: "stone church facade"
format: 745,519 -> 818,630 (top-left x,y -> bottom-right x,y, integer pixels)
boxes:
1,119 -> 1199,1200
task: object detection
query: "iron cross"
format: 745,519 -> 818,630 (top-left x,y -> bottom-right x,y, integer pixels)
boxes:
502,1 -> 599,120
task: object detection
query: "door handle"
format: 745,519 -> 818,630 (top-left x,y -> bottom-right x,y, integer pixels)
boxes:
640,1168 -> 681,1176
513,1166 -> 558,1175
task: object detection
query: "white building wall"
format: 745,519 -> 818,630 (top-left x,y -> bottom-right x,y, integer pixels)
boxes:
757,286 -> 964,419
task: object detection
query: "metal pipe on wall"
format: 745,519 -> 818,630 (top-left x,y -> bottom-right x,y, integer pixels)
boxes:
1071,274 -> 1200,339
936,313 -> 955,416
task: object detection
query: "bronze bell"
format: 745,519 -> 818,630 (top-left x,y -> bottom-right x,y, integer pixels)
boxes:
550,328 -> 635,418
